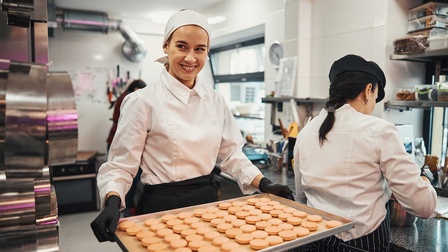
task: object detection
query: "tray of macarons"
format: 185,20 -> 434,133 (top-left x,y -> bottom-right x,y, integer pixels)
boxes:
113,193 -> 355,252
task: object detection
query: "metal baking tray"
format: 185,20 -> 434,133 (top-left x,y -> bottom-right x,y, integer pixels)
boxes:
114,193 -> 355,252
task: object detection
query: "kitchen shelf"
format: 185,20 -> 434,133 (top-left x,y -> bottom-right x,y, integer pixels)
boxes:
261,97 -> 327,125
385,100 -> 448,111
390,49 -> 448,62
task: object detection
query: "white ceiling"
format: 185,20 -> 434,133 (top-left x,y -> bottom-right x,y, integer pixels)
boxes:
52,0 -> 226,20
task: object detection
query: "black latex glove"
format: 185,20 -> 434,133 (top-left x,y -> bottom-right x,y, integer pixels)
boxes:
421,166 -> 434,183
90,195 -> 121,242
259,177 -> 294,201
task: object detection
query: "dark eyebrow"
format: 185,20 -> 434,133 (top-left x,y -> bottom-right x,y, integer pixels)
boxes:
175,40 -> 207,48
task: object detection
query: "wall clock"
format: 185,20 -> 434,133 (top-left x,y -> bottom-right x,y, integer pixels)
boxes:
269,41 -> 284,69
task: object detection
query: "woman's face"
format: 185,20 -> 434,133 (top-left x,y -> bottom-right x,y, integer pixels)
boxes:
164,25 -> 209,88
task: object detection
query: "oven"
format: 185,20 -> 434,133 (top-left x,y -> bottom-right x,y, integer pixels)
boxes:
50,151 -> 100,215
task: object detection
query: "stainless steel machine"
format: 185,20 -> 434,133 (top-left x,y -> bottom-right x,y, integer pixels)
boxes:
0,0 -> 78,251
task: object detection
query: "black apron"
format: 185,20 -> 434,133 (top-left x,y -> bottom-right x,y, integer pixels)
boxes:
135,173 -> 219,215
299,204 -> 391,252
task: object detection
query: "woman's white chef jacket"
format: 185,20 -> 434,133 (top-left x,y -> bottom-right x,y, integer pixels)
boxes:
97,68 -> 262,208
293,104 -> 437,241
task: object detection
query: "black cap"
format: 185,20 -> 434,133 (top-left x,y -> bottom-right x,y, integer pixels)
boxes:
329,54 -> 386,103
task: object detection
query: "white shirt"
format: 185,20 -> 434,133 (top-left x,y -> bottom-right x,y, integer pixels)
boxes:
97,68 -> 261,208
293,104 -> 437,241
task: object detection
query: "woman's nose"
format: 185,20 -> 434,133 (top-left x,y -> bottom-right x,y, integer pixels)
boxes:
184,50 -> 196,62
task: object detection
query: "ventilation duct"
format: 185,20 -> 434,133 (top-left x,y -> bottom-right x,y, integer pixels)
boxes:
50,7 -> 147,62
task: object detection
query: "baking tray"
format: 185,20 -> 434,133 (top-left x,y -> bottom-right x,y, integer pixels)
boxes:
114,193 -> 355,252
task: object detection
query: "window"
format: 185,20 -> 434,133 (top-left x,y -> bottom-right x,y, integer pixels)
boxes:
210,37 -> 265,143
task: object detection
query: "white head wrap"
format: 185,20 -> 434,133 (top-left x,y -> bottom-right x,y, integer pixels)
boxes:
156,9 -> 211,64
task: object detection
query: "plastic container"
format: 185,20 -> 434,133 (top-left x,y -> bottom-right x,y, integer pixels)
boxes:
437,82 -> 448,101
415,85 -> 437,100
408,15 -> 448,33
428,29 -> 448,50
409,2 -> 448,20
393,35 -> 429,54
396,87 -> 416,101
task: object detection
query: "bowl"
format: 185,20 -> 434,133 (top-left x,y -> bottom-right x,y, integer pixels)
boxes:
388,198 -> 417,227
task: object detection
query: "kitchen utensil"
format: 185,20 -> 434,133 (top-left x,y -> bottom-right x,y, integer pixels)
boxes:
389,197 -> 417,227
268,153 -> 283,171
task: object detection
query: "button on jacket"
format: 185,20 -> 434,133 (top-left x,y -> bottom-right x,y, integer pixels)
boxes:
97,68 -> 261,208
293,104 -> 437,241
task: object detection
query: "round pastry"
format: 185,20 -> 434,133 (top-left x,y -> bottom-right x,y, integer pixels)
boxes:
197,245 -> 219,252
164,233 -> 182,243
278,212 -> 292,221
252,230 -> 268,239
249,209 -> 263,216
206,206 -> 220,213
293,227 -> 310,237
118,221 -> 135,231
269,209 -> 283,218
141,236 -> 160,247
223,214 -> 237,223
283,207 -> 297,214
268,200 -> 280,206
173,224 -> 190,234
136,230 -> 155,241
249,238 -> 269,250
149,223 -> 166,232
170,239 -> 188,249
211,218 -> 226,227
273,204 -> 286,210
326,220 -> 343,229
201,212 -> 217,222
221,241 -> 240,251
167,219 -> 184,228
255,201 -> 268,208
245,215 -> 261,225
161,214 -> 177,223
279,230 -> 297,241
217,223 -> 233,233
265,235 -> 283,246
225,228 -> 243,239
235,211 -> 250,219
231,201 -> 245,207
143,218 -> 159,227
258,213 -> 272,221
156,228 -> 174,238
218,202 -> 232,210
292,210 -> 307,218
193,208 -> 207,217
183,217 -> 200,225
301,221 -> 318,231
260,205 -> 274,213
287,216 -> 302,226
126,225 -> 142,236
216,210 -> 229,218
180,229 -> 197,238
247,198 -> 260,205
259,197 -> 270,202
307,214 -> 323,223
265,225 -> 282,235
240,224 -> 256,233
146,242 -> 168,252
255,221 -> 271,230
278,223 -> 294,231
174,248 -> 193,252
230,219 -> 246,228
242,205 -> 255,211
212,236 -> 230,246
203,231 -> 220,241
195,227 -> 211,236
229,248 -> 250,252
190,222 -> 206,229
228,206 -> 243,215
178,211 -> 193,220
188,240 -> 208,251
234,233 -> 254,244
267,218 -> 282,226
185,234 -> 203,242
